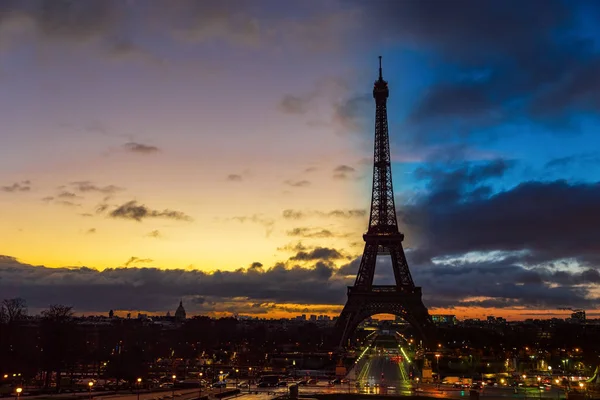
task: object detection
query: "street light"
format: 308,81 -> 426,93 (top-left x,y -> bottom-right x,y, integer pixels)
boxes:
16,387 -> 22,400
248,368 -> 252,393
137,378 -> 142,400
172,375 -> 176,400
88,381 -> 93,400
292,360 -> 296,380
235,369 -> 239,388
198,373 -> 203,400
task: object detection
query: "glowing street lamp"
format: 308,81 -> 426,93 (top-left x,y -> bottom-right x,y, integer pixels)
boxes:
198,373 -> 203,400
16,387 -> 22,400
248,368 -> 253,393
137,378 -> 142,400
88,381 -> 93,400
172,375 -> 176,399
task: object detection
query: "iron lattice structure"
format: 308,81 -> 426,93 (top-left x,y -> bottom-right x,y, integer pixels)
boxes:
333,57 -> 435,348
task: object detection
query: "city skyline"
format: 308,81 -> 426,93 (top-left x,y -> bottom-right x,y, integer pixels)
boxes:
2,0 -> 600,320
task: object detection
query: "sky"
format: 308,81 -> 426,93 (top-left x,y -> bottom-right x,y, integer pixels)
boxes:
1,0 -> 600,321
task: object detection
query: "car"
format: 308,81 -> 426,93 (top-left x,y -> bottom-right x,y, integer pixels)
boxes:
212,382 -> 226,388
237,382 -> 249,389
276,381 -> 288,387
329,379 -> 341,385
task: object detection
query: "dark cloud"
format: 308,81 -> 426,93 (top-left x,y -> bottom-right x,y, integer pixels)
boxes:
414,159 -> 515,192
332,94 -> 371,132
123,142 -> 160,154
284,180 -> 311,188
282,209 -> 367,220
249,262 -> 263,270
0,255 -> 349,313
279,94 -> 314,114
226,174 -> 243,182
277,242 -> 310,253
545,152 -> 600,169
123,257 -> 154,267
400,160 -> 600,266
109,201 -> 193,222
338,255 -> 599,310
289,247 -> 343,262
355,0 -> 600,136
287,228 -> 334,238
0,0 -> 136,56
1,181 -> 31,192
2,248 -> 593,314
333,164 -> 357,180
70,181 -> 123,195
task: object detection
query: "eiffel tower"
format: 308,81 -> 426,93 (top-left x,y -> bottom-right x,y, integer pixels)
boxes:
333,57 -> 435,348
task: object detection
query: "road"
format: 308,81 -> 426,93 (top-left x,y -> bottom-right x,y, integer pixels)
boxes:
354,355 -> 412,396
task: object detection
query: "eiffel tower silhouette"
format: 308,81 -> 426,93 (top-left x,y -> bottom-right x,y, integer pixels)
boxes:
333,57 -> 435,348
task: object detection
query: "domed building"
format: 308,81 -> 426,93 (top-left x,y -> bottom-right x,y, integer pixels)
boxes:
175,300 -> 186,321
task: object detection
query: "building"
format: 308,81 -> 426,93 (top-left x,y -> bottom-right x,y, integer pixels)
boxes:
432,315 -> 457,325
175,300 -> 186,321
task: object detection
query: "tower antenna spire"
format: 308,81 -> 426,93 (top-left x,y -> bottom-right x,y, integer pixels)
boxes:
378,56 -> 383,80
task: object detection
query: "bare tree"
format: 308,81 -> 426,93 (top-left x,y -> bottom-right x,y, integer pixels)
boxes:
0,298 -> 28,323
41,304 -> 73,321
41,304 -> 75,390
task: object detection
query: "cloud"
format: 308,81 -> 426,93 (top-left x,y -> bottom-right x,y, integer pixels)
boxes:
403,179 -> 600,266
109,201 -> 193,222
56,200 -> 81,208
347,0 -> 600,137
284,180 -> 310,188
287,228 -> 334,238
0,0 -> 129,53
545,153 -> 600,169
0,255 -> 349,313
57,191 -> 78,198
70,181 -> 123,195
333,165 -> 357,180
279,94 -> 315,114
1,253 -> 597,315
226,174 -> 243,182
282,209 -> 367,220
397,159 -> 600,268
146,230 -> 161,238
332,94 -> 371,133
1,181 -> 31,192
86,228 -> 96,234
232,214 -> 274,237
289,247 -> 344,262
123,142 -> 160,154
123,257 -> 154,267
